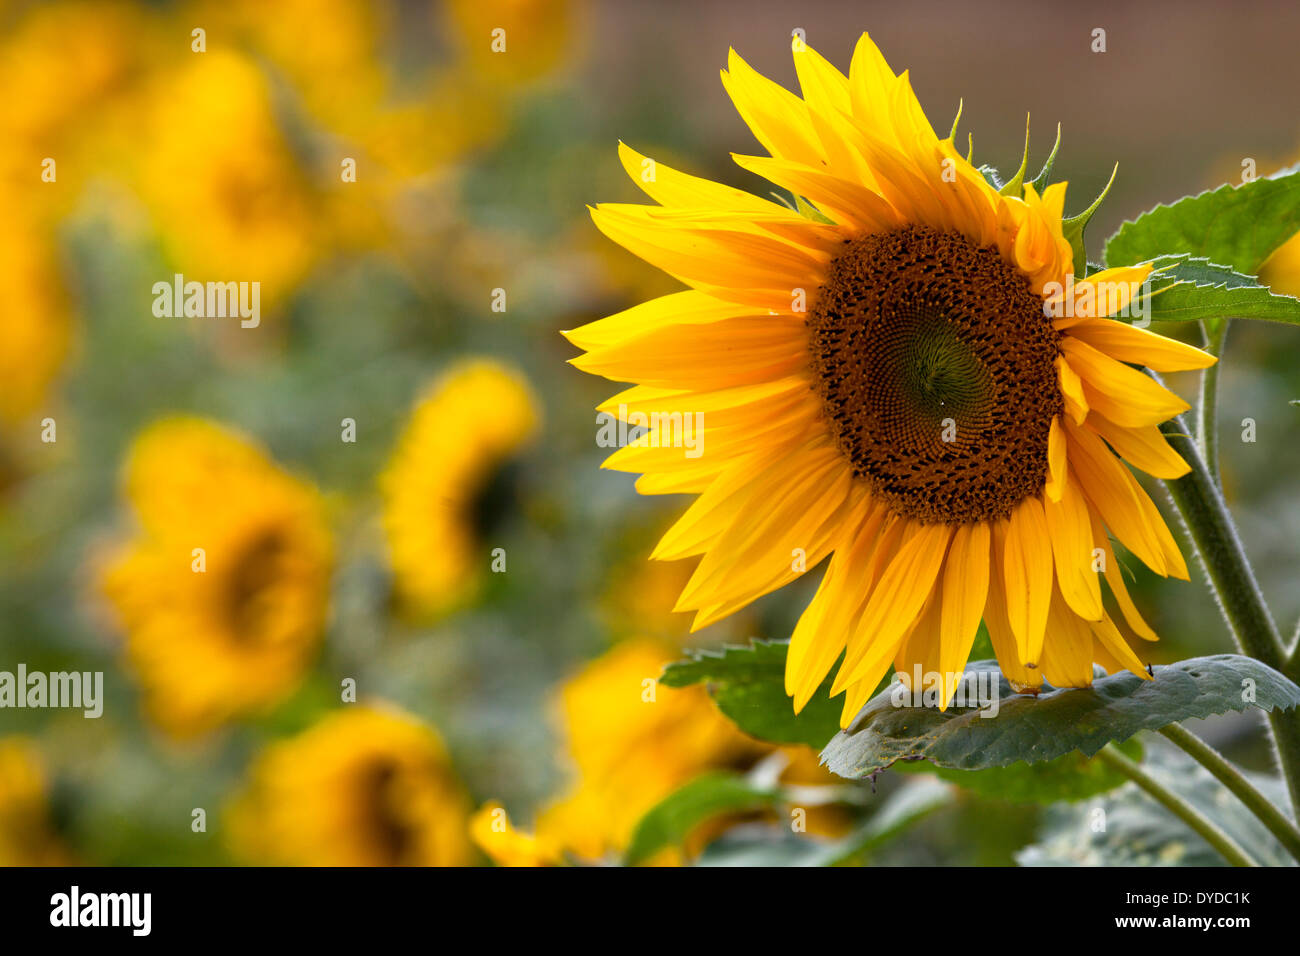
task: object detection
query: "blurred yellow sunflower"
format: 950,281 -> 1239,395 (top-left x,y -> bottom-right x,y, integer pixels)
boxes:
101,418 -> 333,738
227,704 -> 474,867
197,0 -> 507,256
134,50 -> 319,314
0,0 -> 159,201
474,638 -> 763,865
470,801 -> 562,867
443,0 -> 577,86
473,639 -> 851,866
0,197 -> 71,429
1261,232 -> 1300,297
380,359 -> 539,619
0,737 -> 71,866
564,35 -> 1217,724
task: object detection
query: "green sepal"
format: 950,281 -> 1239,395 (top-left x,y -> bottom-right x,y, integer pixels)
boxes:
1062,163 -> 1117,278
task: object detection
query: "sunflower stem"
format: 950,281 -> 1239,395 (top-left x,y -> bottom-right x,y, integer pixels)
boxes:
1161,414 -> 1300,818
1159,723 -> 1300,863
1096,744 -> 1258,867
1197,320 -> 1228,486
1162,415 -> 1283,664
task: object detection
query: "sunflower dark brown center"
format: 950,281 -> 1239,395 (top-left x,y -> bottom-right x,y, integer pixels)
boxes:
808,224 -> 1062,524
225,529 -> 289,642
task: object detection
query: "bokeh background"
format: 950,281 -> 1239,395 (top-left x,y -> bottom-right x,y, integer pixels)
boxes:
2,0 -> 1298,865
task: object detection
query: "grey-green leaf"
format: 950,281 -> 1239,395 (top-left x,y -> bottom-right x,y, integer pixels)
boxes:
660,640 -> 844,749
695,776 -> 953,867
1017,743 -> 1295,867
904,739 -> 1143,804
822,656 -> 1300,780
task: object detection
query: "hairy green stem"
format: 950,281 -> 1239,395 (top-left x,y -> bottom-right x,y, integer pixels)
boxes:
1162,415 -> 1284,663
1097,744 -> 1258,866
1161,414 -> 1300,818
1197,321 -> 1228,486
1159,723 -> 1300,862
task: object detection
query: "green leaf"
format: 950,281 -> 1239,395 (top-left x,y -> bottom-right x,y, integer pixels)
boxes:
660,640 -> 845,749
1136,254 -> 1300,325
1017,743 -> 1295,867
822,655 -> 1300,780
624,771 -> 778,865
1105,165 -> 1300,275
903,739 -> 1143,804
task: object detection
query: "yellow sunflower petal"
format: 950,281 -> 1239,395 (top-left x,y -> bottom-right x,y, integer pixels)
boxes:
1090,611 -> 1154,679
721,48 -> 822,168
1042,472 -> 1103,620
675,446 -> 852,613
617,141 -> 785,213
563,291 -> 757,351
894,593 -> 943,693
1066,318 -> 1217,371
571,316 -> 807,388
649,440 -> 805,560
1065,419 -> 1169,576
1003,495 -> 1053,664
1086,417 -> 1190,480
1057,356 -> 1090,425
1039,584 -> 1097,688
786,496 -> 882,709
730,153 -> 901,232
1061,337 -> 1190,428
1088,510 -> 1161,643
589,204 -> 829,308
1051,265 -> 1153,329
937,522 -> 991,708
985,521 -> 1043,691
835,520 -> 951,690
1045,415 -> 1068,501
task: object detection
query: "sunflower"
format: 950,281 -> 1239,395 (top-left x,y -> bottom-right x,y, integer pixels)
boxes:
0,195 -> 71,429
443,0 -> 577,86
474,638 -> 782,866
548,639 -> 761,853
101,418 -> 333,737
380,359 -> 539,619
0,0 -> 159,202
134,50 -> 319,314
226,705 -> 474,867
470,801 -> 563,867
1261,230 -> 1300,298
563,35 -> 1217,726
473,639 -> 850,866
0,737 -> 71,866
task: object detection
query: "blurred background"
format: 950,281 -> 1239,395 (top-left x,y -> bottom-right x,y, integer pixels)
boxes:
1,0 -> 1298,866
